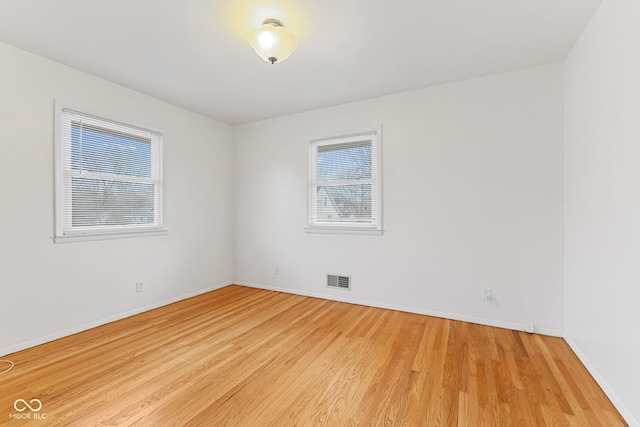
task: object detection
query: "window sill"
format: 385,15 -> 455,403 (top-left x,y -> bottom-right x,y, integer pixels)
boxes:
304,226 -> 383,236
54,228 -> 168,244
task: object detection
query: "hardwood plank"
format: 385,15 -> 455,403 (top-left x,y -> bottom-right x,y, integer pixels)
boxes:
0,285 -> 627,426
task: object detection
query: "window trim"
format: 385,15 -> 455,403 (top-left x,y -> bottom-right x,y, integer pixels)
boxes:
53,100 -> 168,243
305,126 -> 383,236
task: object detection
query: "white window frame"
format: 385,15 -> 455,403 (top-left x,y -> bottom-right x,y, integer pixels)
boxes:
306,127 -> 383,236
53,100 -> 167,243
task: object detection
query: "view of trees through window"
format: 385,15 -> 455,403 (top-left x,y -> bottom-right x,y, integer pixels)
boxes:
316,140 -> 372,223
70,123 -> 155,227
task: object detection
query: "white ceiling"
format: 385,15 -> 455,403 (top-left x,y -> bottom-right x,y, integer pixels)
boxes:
0,0 -> 601,125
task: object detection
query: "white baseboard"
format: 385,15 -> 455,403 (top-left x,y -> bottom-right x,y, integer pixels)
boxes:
0,281 -> 231,357
235,281 -> 564,337
565,336 -> 639,427
5,280 -> 631,424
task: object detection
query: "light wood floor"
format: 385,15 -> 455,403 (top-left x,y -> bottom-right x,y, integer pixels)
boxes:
0,285 -> 625,426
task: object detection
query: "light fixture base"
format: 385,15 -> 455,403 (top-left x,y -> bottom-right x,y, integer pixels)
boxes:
262,18 -> 284,28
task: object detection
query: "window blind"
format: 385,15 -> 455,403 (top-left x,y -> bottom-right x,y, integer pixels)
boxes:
309,131 -> 380,229
59,109 -> 162,235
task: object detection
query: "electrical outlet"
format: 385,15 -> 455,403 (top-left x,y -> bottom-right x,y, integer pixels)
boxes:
483,288 -> 493,302
275,266 -> 280,275
524,324 -> 535,334
136,281 -> 144,293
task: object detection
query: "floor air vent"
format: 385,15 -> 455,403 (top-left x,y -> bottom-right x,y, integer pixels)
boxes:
327,274 -> 351,290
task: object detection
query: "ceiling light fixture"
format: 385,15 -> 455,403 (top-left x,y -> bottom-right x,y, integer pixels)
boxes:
247,18 -> 297,64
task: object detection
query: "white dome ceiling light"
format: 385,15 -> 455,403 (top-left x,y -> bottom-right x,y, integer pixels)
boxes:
247,18 -> 297,65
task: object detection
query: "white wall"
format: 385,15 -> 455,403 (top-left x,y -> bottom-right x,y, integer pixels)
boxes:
565,0 -> 640,424
234,63 -> 565,335
0,42 -> 234,356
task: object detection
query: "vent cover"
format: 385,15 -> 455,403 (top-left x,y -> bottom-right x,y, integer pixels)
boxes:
327,274 -> 351,290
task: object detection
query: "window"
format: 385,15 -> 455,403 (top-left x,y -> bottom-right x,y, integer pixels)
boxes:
54,102 -> 166,242
307,128 -> 382,235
